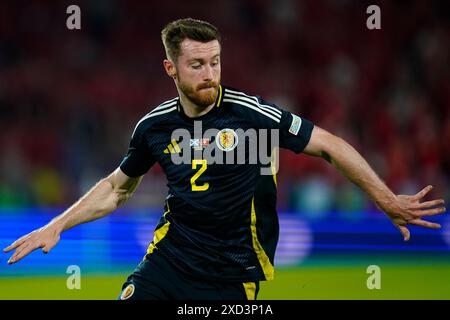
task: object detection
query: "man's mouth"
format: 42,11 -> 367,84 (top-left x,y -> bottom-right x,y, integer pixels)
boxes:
197,82 -> 218,91
198,86 -> 216,91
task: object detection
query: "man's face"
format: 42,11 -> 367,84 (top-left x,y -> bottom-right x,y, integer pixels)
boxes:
172,39 -> 221,108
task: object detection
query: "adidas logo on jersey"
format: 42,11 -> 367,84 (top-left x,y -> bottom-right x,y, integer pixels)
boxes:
163,139 -> 181,154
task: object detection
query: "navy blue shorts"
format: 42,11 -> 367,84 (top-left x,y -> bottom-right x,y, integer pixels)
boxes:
118,250 -> 260,300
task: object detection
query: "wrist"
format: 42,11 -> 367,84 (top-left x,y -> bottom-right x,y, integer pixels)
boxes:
374,193 -> 399,213
374,191 -> 398,211
49,217 -> 66,234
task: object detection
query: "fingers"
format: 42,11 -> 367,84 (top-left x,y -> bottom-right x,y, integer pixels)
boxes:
7,241 -> 54,264
3,234 -> 32,253
416,206 -> 446,217
412,185 -> 433,201
42,242 -> 55,254
410,219 -> 441,229
9,242 -> 31,262
413,199 -> 445,210
5,227 -> 60,264
398,226 -> 410,241
8,242 -> 31,264
8,241 -> 46,264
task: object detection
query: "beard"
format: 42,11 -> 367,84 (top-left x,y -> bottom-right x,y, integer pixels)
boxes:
178,77 -> 220,109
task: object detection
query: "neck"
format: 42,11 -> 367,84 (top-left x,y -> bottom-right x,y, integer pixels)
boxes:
178,90 -> 215,118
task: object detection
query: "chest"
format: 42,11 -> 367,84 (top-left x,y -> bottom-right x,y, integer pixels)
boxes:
148,115 -> 269,182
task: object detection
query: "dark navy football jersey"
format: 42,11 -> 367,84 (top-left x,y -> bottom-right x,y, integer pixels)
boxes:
120,85 -> 314,282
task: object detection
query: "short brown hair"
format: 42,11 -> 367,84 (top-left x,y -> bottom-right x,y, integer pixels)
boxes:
161,18 -> 221,61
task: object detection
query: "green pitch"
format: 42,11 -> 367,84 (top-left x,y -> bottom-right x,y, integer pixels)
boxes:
1,264 -> 450,300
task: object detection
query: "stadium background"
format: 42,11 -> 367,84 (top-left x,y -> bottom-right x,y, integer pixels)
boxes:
0,0 -> 449,299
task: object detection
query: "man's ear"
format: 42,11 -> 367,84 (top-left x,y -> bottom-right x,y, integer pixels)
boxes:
163,59 -> 177,79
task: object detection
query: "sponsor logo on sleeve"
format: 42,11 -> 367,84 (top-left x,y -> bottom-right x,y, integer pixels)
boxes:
289,114 -> 302,136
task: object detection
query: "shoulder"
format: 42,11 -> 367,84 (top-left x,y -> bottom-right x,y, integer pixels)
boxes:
221,86 -> 283,124
131,97 -> 178,138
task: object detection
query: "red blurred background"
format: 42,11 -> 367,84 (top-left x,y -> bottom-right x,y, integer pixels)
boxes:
0,0 -> 448,215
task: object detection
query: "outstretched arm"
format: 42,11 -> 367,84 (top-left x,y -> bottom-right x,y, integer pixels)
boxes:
3,167 -> 143,264
303,126 -> 446,241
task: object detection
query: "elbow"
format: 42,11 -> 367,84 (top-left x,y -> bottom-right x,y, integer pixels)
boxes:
306,126 -> 358,168
317,130 -> 343,164
305,126 -> 342,161
108,180 -> 134,208
116,191 -> 133,207
320,150 -> 333,164
97,177 -> 123,213
321,135 -> 356,166
103,169 -> 138,208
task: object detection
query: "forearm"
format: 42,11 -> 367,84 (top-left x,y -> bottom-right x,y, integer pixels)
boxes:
320,136 -> 398,212
3,168 -> 142,264
49,177 -> 122,233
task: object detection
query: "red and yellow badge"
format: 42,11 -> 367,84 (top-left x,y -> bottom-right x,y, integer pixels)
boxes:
216,128 -> 238,151
120,284 -> 135,300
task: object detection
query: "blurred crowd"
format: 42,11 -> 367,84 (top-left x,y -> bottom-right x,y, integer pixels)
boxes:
0,0 -> 448,215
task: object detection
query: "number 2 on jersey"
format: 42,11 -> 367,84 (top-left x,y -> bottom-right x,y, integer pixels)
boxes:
191,159 -> 209,191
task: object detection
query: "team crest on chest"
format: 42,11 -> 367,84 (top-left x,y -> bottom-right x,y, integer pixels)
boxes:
216,128 -> 238,151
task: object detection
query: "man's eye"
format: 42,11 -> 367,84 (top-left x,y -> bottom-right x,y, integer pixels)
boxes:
191,64 -> 201,69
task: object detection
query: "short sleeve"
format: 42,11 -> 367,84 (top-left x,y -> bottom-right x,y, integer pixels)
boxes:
254,96 -> 314,154
278,109 -> 314,153
119,123 -> 156,177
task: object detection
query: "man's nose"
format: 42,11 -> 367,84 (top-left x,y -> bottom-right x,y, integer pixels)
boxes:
202,65 -> 214,81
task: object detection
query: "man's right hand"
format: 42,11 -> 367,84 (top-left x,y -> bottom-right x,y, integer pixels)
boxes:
3,224 -> 61,264
3,168 -> 143,265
